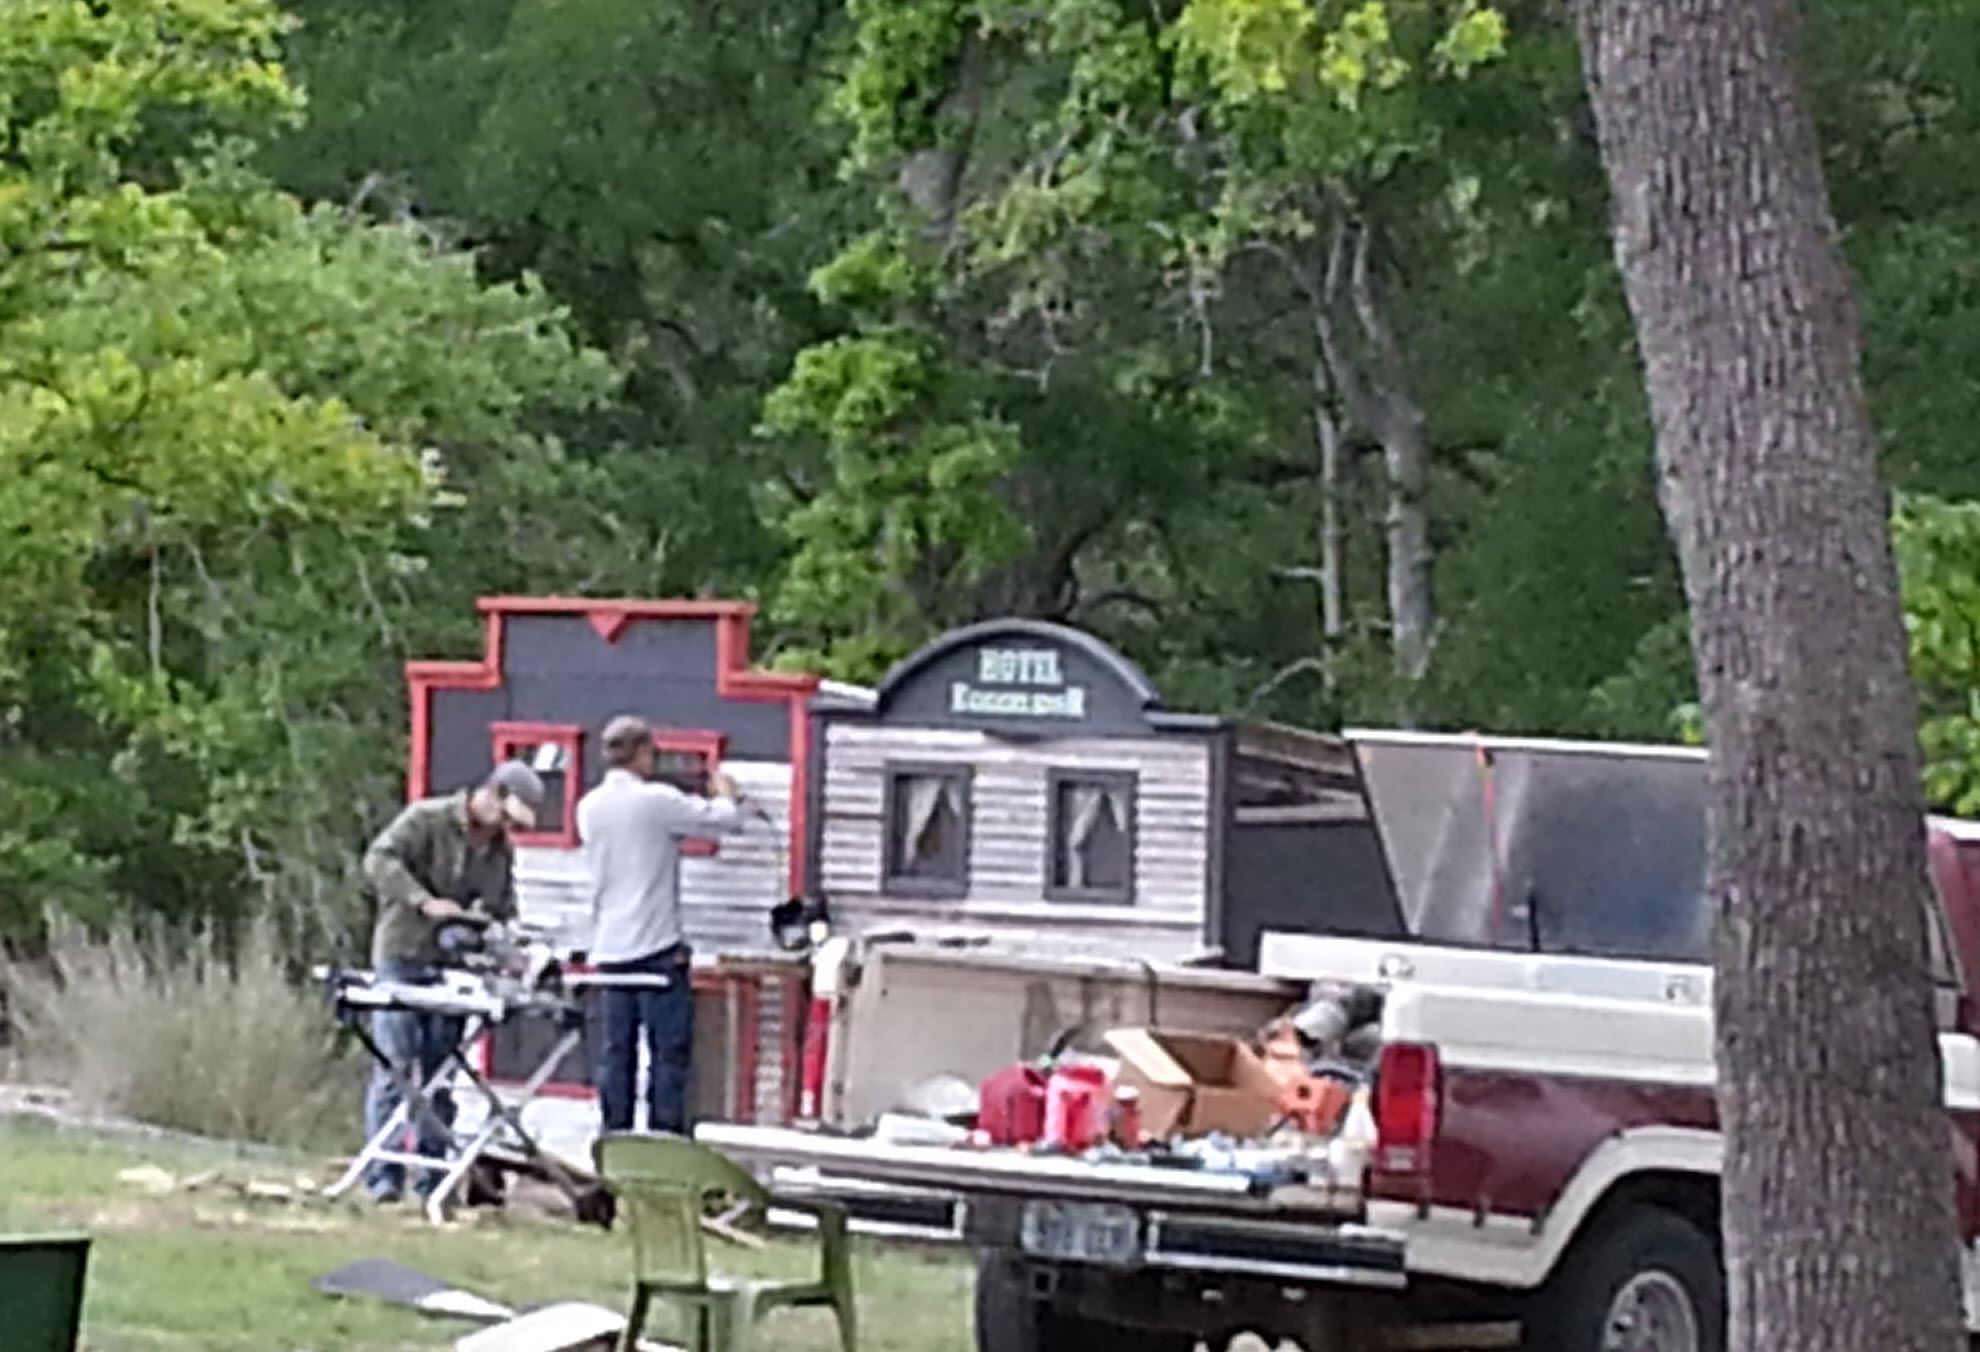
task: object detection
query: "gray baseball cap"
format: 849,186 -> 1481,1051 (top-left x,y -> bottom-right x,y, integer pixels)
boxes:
601,714 -> 653,755
487,760 -> 546,829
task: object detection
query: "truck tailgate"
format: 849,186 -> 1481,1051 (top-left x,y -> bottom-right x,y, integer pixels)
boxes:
700,1124 -> 1402,1289
699,1124 -> 1360,1215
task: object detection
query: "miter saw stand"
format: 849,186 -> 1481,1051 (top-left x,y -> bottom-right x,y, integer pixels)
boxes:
318,924 -> 614,1226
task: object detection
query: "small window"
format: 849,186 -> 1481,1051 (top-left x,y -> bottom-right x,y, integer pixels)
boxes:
1046,771 -> 1136,904
490,723 -> 583,848
651,731 -> 727,858
882,765 -> 972,896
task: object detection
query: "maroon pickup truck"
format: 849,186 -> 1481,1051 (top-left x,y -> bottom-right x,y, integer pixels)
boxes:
706,732 -> 1980,1352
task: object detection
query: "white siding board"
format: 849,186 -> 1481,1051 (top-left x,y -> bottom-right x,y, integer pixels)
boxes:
513,758 -> 796,958
817,722 -> 1217,957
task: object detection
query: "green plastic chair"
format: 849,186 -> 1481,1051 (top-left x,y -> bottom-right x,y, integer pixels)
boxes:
593,1133 -> 856,1352
0,1234 -> 91,1352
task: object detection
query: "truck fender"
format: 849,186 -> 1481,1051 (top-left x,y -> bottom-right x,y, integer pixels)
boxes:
1368,1125 -> 1722,1290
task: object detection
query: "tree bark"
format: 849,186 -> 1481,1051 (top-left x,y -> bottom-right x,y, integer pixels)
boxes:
896,35 -> 986,242
1306,216 -> 1434,689
1312,355 -> 1346,650
1575,3 -> 1965,1351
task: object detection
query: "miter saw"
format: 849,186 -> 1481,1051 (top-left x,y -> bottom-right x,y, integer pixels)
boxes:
317,920 -> 608,1227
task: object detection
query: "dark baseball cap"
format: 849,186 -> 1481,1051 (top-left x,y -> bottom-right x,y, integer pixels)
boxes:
486,759 -> 546,829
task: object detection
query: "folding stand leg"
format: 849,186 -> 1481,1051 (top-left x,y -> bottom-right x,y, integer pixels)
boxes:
325,1012 -> 488,1204
422,1026 -> 585,1225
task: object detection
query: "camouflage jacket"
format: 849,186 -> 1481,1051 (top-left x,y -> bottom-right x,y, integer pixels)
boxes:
364,792 -> 518,967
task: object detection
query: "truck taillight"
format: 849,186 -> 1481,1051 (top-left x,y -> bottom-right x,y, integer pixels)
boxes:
1374,1042 -> 1441,1175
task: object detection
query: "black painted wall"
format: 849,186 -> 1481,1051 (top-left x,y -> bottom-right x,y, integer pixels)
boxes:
1217,819 -> 1402,968
426,615 -> 794,796
431,686 -> 511,796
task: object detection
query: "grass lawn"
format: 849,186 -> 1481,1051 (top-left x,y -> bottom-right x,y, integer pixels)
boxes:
0,1115 -> 974,1352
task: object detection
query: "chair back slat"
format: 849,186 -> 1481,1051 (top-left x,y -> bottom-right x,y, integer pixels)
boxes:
594,1134 -> 768,1286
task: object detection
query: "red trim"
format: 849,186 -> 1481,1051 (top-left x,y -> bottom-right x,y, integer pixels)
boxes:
737,983 -> 762,1122
781,974 -> 806,1123
404,597 -> 822,907
479,596 -> 756,620
532,1080 -> 597,1101
588,610 -> 635,644
712,612 -> 819,699
798,993 -> 833,1122
477,968 -> 797,1121
653,730 -> 728,760
652,731 -> 728,857
785,703 -> 809,897
490,722 -> 584,849
470,1030 -> 595,1099
405,611 -> 504,802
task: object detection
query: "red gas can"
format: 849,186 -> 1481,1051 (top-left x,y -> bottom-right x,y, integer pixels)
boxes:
1042,1063 -> 1110,1152
977,1063 -> 1047,1145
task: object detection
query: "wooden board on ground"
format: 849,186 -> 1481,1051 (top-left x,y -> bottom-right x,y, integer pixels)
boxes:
455,1302 -> 680,1352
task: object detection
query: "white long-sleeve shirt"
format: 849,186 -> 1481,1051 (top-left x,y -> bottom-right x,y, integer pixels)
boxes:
577,768 -> 746,964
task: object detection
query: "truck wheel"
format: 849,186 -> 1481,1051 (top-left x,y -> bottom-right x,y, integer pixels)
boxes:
973,1254 -> 1195,1352
1527,1205 -> 1723,1352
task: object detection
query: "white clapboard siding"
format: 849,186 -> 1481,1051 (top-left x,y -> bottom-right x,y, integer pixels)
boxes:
818,723 -> 1214,957
514,759 -> 794,957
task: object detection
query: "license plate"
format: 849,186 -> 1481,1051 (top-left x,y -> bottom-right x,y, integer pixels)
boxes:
1019,1201 -> 1142,1266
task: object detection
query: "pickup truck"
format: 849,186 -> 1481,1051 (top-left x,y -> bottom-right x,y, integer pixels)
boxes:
701,731 -> 1980,1352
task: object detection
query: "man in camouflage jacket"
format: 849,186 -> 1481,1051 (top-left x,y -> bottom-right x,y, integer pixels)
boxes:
358,760 -> 544,1203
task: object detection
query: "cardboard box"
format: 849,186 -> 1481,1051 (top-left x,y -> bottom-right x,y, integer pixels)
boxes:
1103,1029 -> 1282,1141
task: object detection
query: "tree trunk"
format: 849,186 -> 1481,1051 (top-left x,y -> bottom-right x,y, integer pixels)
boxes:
1312,356 -> 1346,649
1378,410 -> 1431,687
1306,215 -> 1434,690
1346,229 -> 1433,688
1575,2 -> 1965,1352
895,35 -> 986,242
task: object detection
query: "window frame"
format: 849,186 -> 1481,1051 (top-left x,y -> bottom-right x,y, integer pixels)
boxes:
1043,768 -> 1139,906
489,722 -> 584,849
651,729 -> 729,858
880,762 -> 974,899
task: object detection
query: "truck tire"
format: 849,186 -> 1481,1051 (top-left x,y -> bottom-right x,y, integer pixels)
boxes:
973,1254 -> 1195,1352
1526,1205 -> 1724,1352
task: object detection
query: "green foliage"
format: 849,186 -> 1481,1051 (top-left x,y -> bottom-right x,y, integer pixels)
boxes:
17,0 -> 1980,961
0,0 -> 619,947
763,0 -> 1510,691
1893,493 -> 1980,813
759,330 -> 1030,679
270,0 -> 856,601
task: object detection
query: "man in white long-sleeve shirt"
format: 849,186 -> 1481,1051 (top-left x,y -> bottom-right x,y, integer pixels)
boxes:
578,714 -> 747,1133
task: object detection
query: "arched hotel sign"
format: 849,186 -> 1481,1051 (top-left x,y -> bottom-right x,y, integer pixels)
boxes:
870,618 -> 1172,737
951,646 -> 1087,719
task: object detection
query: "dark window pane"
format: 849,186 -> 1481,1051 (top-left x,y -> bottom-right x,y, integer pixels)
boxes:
653,748 -> 709,794
1049,774 -> 1134,901
886,771 -> 969,885
500,745 -> 569,833
1081,797 -> 1129,890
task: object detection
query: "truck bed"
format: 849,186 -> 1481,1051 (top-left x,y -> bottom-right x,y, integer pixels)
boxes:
697,1124 -> 1405,1290
699,1124 -> 1359,1215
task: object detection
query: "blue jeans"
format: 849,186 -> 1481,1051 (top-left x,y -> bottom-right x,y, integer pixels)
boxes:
362,961 -> 465,1200
593,945 -> 694,1134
